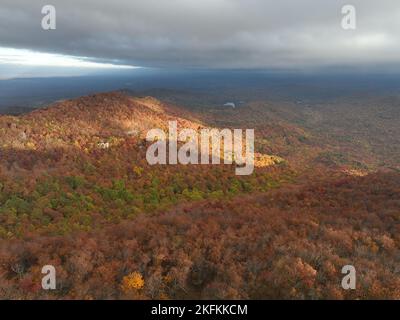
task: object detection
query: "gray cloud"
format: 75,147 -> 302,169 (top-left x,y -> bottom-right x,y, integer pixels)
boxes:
0,0 -> 399,69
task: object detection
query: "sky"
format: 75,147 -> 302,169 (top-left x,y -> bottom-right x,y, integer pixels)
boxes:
0,0 -> 399,78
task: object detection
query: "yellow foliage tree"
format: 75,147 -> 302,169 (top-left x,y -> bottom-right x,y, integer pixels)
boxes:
121,272 -> 145,293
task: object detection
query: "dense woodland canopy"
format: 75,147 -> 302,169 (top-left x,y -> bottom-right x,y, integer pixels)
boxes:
1,172 -> 399,299
0,92 -> 398,299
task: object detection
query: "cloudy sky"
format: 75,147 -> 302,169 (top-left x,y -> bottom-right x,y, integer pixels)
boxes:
0,0 -> 399,77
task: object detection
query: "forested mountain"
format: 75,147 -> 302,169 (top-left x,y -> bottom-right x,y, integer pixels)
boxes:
0,91 -> 398,299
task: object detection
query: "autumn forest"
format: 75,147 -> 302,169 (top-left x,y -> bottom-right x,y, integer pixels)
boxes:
0,90 -> 398,299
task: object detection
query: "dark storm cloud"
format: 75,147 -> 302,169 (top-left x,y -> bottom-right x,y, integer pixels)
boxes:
0,0 -> 399,69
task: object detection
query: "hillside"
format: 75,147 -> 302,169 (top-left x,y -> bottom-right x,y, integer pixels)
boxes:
0,91 -> 292,237
0,92 -> 202,171
1,172 -> 399,299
